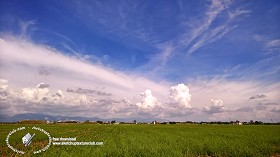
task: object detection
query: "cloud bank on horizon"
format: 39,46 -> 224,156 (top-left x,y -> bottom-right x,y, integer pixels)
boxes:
0,0 -> 279,122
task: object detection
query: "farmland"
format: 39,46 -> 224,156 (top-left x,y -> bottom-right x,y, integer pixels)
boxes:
0,124 -> 280,157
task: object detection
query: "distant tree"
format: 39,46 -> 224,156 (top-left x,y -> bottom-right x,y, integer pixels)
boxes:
96,120 -> 103,124
133,120 -> 137,124
84,120 -> 90,123
255,121 -> 263,124
20,120 -> 46,124
111,120 -> 116,124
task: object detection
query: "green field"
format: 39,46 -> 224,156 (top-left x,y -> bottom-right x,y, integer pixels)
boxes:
0,124 -> 280,157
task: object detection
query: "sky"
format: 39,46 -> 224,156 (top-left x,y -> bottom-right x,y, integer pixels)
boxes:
0,0 -> 279,122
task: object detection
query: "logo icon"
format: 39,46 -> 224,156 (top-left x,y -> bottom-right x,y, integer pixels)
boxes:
22,133 -> 35,146
6,126 -> 51,154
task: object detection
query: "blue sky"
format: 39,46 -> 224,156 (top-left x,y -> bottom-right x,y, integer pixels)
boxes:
0,0 -> 279,122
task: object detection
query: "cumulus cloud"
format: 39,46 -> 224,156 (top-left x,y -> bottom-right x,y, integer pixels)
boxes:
169,83 -> 191,108
0,36 -> 169,119
0,36 -> 171,117
0,81 -> 108,116
19,83 -> 62,103
21,87 -> 49,101
0,79 -> 8,90
136,89 -> 161,109
56,90 -> 64,97
0,79 -> 9,100
203,98 -> 224,114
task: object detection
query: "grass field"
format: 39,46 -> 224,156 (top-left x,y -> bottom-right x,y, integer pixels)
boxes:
0,124 -> 280,157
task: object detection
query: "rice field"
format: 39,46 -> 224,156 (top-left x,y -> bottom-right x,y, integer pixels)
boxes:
0,124 -> 280,157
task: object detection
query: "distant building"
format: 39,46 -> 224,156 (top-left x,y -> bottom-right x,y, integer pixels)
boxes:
235,120 -> 243,125
46,120 -> 54,124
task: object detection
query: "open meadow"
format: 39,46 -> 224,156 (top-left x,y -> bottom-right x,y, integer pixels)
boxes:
0,124 -> 280,157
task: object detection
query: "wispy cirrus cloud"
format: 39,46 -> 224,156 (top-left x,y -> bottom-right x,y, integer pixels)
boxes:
172,0 -> 250,55
143,0 -> 252,76
187,24 -> 237,55
253,34 -> 280,53
225,56 -> 280,84
181,0 -> 231,46
265,39 -> 280,52
228,8 -> 251,19
45,0 -> 252,71
19,20 -> 37,38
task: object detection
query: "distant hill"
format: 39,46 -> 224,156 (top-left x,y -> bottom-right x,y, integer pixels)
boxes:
0,113 -> 167,123
1,113 -> 100,122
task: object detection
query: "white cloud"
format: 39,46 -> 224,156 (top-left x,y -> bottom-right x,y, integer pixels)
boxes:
36,83 -> 49,89
0,78 -> 9,101
182,0 -> 231,49
19,20 -> 36,38
266,39 -> 280,47
169,83 -> 191,108
211,98 -> 223,106
0,36 -> 170,97
136,89 -> 161,109
253,36 -> 280,52
187,24 -> 237,54
179,0 -> 251,55
0,36 -> 171,118
189,78 -> 280,121
203,98 -> 224,114
20,86 -> 50,102
265,39 -> 280,52
228,9 -> 250,19
0,79 -> 8,91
